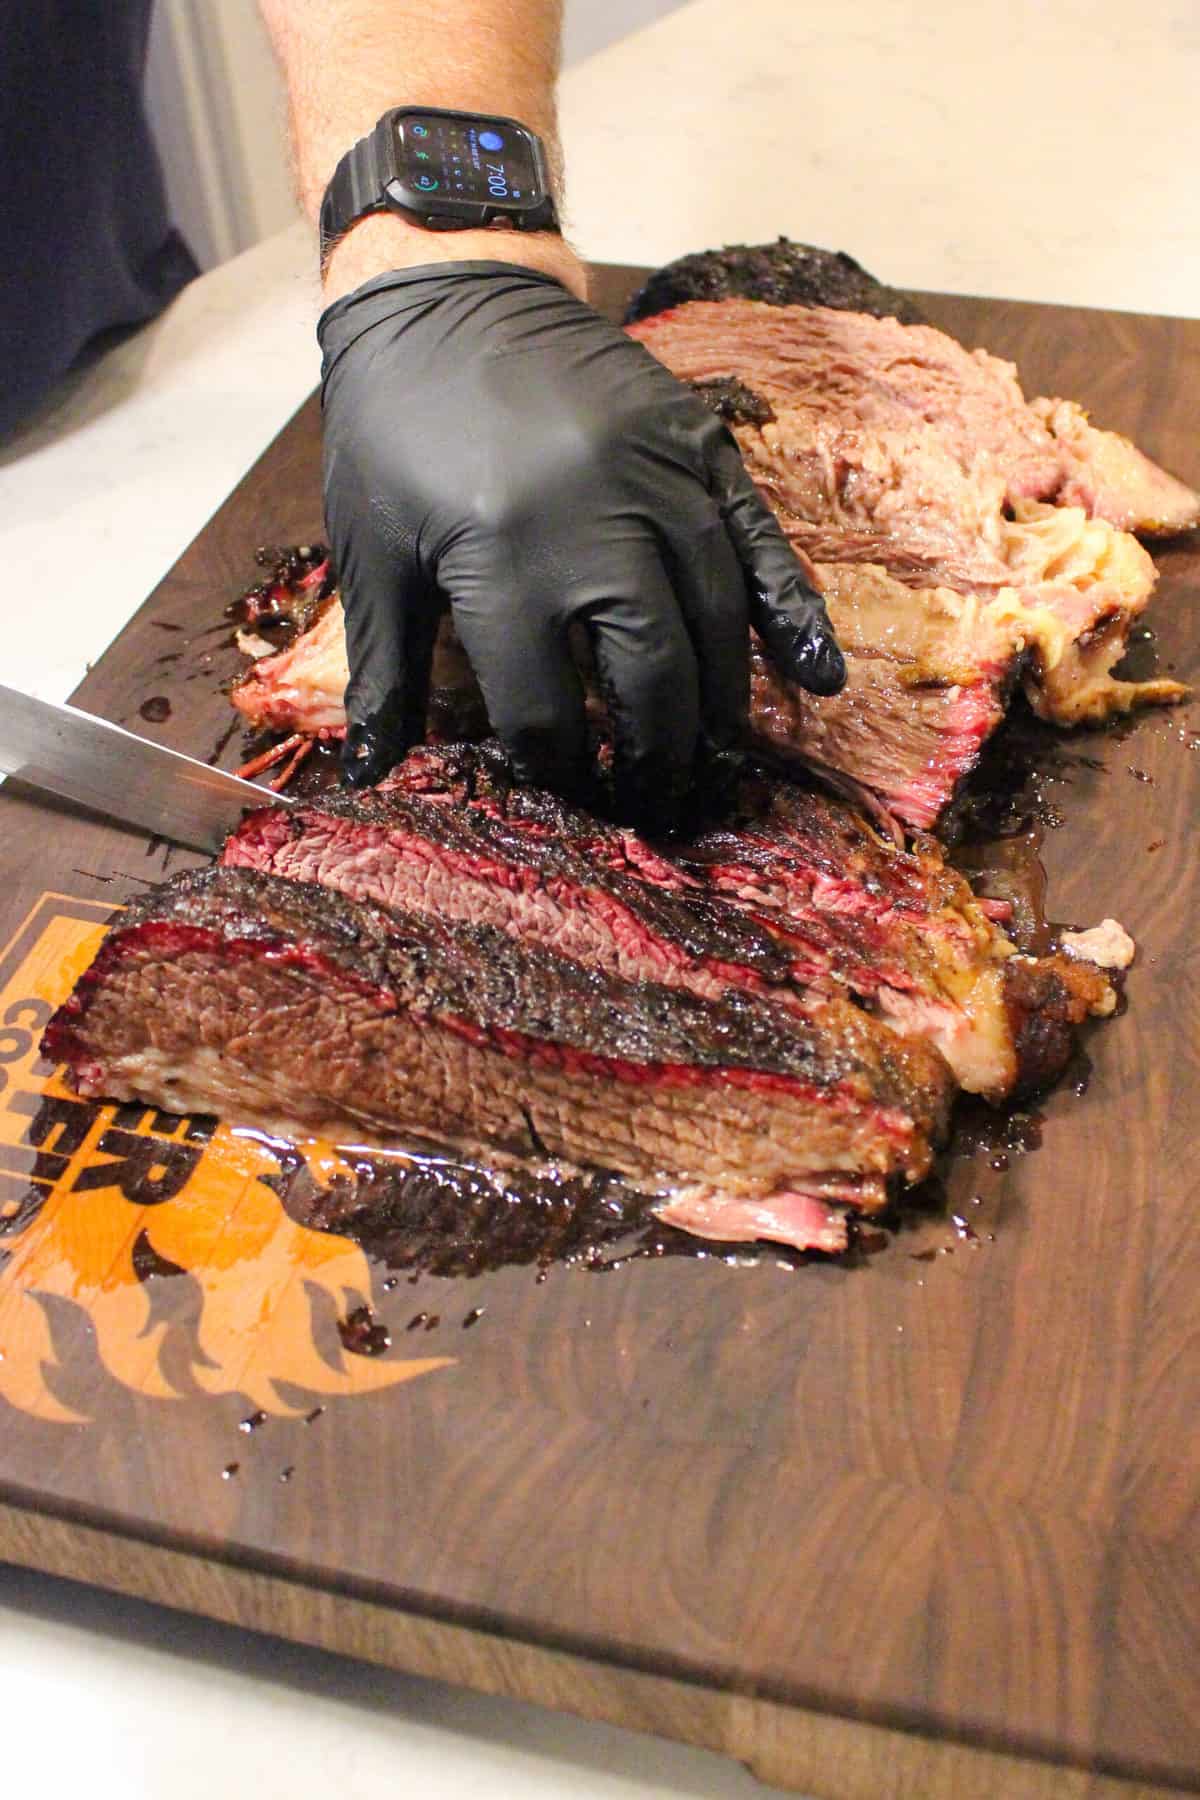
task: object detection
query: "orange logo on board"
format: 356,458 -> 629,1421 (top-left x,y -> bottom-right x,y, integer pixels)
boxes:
0,895 -> 453,1424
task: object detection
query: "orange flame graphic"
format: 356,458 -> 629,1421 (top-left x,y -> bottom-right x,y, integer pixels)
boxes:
0,901 -> 453,1424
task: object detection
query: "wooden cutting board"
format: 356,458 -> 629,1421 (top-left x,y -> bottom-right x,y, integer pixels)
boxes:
1,267 -> 1197,1800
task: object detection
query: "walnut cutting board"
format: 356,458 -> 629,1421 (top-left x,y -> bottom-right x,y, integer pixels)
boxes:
1,268 -> 1197,1800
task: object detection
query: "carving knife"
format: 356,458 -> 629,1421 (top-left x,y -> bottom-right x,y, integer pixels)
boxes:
0,683 -> 297,853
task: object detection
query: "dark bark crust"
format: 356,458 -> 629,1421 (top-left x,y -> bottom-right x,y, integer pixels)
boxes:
623,238 -> 926,327
57,865 -> 941,1122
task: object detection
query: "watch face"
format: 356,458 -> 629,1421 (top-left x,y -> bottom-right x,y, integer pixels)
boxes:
393,113 -> 543,211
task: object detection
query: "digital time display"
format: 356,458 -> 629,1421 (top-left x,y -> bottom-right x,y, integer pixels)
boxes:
395,115 -> 541,209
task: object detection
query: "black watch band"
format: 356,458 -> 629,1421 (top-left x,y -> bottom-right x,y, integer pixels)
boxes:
319,108 -> 559,267
319,118 -> 394,263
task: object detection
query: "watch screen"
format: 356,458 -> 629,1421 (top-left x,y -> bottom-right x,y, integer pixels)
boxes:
395,114 -> 541,207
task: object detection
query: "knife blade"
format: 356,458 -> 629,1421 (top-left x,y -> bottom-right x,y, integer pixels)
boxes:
0,683 -> 297,853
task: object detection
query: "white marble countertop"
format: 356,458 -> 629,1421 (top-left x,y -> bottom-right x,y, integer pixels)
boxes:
558,0 -> 1200,318
2,2 -> 1197,1795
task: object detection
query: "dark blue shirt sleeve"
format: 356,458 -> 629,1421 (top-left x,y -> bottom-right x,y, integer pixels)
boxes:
0,1 -> 197,438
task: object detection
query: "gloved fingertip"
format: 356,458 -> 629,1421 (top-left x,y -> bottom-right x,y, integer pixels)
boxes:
508,750 -> 576,797
796,632 -> 847,697
623,795 -> 683,840
503,719 -> 594,809
339,719 -> 406,790
757,599 -> 848,698
611,762 -> 690,841
340,754 -> 379,791
697,740 -> 748,818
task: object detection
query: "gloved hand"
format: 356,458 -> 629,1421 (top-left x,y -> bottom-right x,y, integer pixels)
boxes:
318,261 -> 845,832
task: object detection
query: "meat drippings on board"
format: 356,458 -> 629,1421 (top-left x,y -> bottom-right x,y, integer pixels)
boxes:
270,1144 -> 852,1271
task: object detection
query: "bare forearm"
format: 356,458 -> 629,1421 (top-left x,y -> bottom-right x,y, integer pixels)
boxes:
259,0 -> 586,300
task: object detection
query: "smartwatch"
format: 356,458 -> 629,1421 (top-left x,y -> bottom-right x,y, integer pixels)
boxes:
319,107 -> 559,264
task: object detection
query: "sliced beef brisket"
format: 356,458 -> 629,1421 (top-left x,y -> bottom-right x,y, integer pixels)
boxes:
626,296 -> 1189,803
656,759 -> 1114,1101
224,741 -> 1110,1101
51,242 -> 1162,1261
222,782 -> 801,1009
1031,397 -> 1200,538
749,540 -> 1178,823
43,867 -> 952,1220
625,297 -> 1199,537
748,637 -> 1008,833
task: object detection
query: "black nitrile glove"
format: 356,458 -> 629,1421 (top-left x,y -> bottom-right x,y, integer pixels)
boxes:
318,262 -> 845,831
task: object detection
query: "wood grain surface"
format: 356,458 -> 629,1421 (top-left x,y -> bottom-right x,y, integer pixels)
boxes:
0,266 -> 1197,1799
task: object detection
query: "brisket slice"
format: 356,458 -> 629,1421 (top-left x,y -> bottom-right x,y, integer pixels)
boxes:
749,641 -> 1007,833
221,542 -> 1172,838
749,564 -> 1017,828
224,775 -> 980,1092
225,583 -> 1017,832
751,543 -> 1177,822
232,591 -> 348,734
222,784 -> 801,1008
233,739 -> 1108,1102
626,297 -> 1200,537
230,579 -> 487,744
622,237 -> 927,327
44,868 -> 951,1213
677,772 -> 1114,1100
221,777 -> 979,1093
